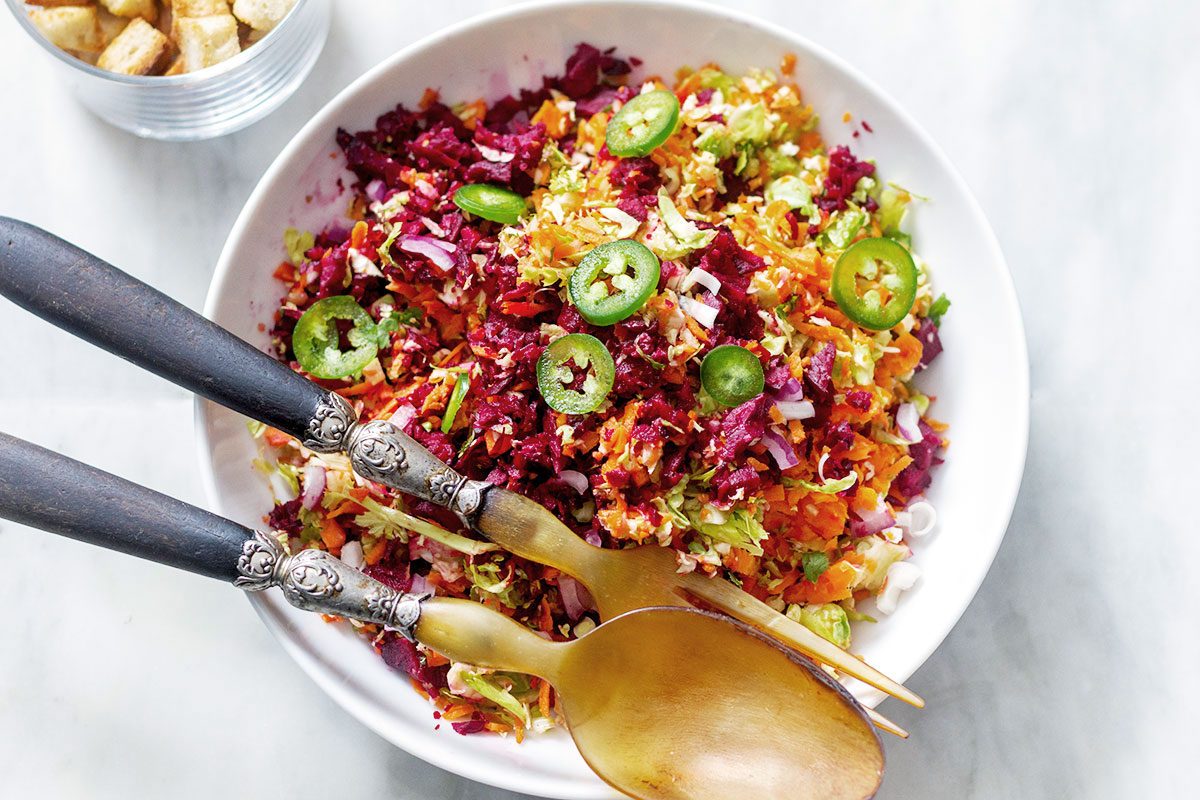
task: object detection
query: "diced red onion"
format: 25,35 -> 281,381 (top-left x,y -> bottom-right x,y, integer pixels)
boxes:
584,530 -> 603,547
340,540 -> 364,569
300,464 -> 327,510
850,500 -> 895,538
896,500 -> 936,537
399,236 -> 456,272
557,469 -> 589,494
365,179 -> 387,202
679,266 -> 722,295
877,561 -> 921,615
679,295 -> 717,328
773,377 -> 804,402
762,427 -> 800,469
558,576 -> 594,622
418,216 -> 446,237
409,572 -> 434,595
388,403 -> 417,431
774,400 -> 815,420
661,260 -> 686,291
896,402 -> 922,443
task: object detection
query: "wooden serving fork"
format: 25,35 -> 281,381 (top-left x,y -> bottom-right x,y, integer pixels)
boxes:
0,218 -> 922,711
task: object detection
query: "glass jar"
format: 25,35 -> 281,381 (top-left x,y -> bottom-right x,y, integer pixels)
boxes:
5,0 -> 330,141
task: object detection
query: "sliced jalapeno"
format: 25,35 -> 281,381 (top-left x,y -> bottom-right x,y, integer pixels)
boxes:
441,372 -> 471,434
701,345 -> 765,407
536,333 -> 615,414
453,184 -> 527,225
831,237 -> 919,331
568,240 -> 660,326
605,90 -> 680,157
293,296 -> 384,380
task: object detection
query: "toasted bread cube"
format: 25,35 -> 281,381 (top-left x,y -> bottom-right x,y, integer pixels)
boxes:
176,14 -> 240,72
98,0 -> 157,22
28,7 -> 104,53
97,17 -> 172,75
231,0 -> 293,32
170,0 -> 228,40
162,55 -> 185,75
155,4 -> 172,36
97,8 -> 127,45
27,0 -> 96,7
171,0 -> 228,17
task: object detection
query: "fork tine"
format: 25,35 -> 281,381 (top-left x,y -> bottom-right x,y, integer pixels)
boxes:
676,571 -> 925,708
866,707 -> 908,738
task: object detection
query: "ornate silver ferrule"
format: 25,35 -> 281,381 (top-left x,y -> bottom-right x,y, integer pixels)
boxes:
303,392 -> 358,453
303,392 -> 491,526
234,531 -> 428,641
345,419 -> 492,527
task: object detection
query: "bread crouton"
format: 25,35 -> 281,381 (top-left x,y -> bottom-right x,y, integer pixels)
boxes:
97,17 -> 173,75
175,14 -> 240,72
171,0 -> 228,17
98,0 -> 157,23
231,0 -> 294,32
162,55 -> 185,75
28,7 -> 105,54
97,8 -> 128,45
170,0 -> 229,40
26,0 -> 96,7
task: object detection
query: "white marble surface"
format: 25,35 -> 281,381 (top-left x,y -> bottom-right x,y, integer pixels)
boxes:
0,1 -> 1191,797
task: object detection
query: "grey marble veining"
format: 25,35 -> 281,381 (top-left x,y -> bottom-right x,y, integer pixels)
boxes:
0,1 -> 1190,797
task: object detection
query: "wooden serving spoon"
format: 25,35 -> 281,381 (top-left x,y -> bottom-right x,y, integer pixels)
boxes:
0,431 -> 885,800
0,217 -> 920,710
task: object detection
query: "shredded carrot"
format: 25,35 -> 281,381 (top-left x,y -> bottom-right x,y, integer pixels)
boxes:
319,518 -> 346,552
424,649 -> 450,668
263,428 -> 292,448
442,704 -> 475,721
363,536 -> 388,566
531,98 -> 571,139
418,87 -> 439,110
336,382 -> 375,397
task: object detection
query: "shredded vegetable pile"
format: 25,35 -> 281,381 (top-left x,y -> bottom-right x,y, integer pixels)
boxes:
256,44 -> 949,739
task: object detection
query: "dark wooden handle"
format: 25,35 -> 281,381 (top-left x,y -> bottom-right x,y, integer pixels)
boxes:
0,217 -> 327,441
0,432 -> 252,581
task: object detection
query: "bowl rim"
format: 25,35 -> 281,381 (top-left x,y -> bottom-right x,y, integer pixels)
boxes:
4,0 -> 313,86
198,0 -> 1030,795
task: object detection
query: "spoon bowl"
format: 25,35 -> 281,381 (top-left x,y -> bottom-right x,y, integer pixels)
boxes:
416,600 -> 884,800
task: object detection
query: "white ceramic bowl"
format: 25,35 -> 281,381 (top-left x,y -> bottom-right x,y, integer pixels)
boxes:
198,1 -> 1029,797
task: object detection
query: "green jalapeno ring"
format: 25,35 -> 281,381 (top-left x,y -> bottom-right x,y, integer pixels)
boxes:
701,344 -> 766,408
536,333 -> 616,415
293,296 -> 383,380
453,184 -> 528,225
567,240 -> 661,326
605,90 -> 681,158
831,237 -> 919,331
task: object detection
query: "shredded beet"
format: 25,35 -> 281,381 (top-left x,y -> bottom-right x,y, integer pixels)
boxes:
915,320 -> 943,370
804,343 -> 837,399
817,145 -> 876,213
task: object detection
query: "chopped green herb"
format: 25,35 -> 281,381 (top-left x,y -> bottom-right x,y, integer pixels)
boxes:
928,293 -> 951,327
801,551 -> 830,584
